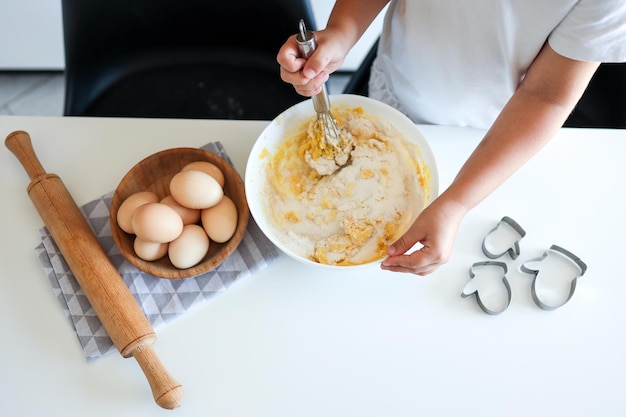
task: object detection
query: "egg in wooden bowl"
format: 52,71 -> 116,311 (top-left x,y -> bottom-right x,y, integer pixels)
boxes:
110,147 -> 249,279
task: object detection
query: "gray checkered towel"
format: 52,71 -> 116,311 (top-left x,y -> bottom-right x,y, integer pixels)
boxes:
35,142 -> 281,360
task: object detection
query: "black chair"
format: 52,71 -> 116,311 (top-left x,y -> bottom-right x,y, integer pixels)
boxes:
563,63 -> 626,128
343,37 -> 626,128
342,38 -> 379,98
61,0 -> 315,120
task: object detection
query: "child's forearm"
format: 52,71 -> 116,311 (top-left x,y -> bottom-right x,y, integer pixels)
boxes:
442,45 -> 599,212
325,0 -> 390,49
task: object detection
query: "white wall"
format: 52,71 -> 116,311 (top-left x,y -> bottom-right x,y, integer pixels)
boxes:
0,0 -> 383,71
0,0 -> 65,69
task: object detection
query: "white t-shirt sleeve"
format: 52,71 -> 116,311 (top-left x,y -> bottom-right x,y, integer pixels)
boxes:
549,0 -> 626,62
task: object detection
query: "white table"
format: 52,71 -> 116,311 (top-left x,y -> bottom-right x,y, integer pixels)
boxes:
1,115 -> 625,416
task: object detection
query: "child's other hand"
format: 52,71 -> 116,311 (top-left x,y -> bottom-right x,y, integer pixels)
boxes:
381,197 -> 467,275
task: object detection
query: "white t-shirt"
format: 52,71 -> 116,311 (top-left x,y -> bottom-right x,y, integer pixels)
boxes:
369,0 -> 626,128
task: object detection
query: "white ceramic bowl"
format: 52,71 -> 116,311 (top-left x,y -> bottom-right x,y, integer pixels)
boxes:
245,94 -> 439,269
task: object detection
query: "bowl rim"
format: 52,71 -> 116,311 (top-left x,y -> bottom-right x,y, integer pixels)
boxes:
245,93 -> 439,270
110,146 -> 249,279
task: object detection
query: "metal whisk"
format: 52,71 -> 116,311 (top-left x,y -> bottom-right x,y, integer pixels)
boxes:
296,19 -> 343,150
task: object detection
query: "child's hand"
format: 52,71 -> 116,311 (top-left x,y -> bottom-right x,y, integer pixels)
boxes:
276,29 -> 347,96
381,197 -> 467,275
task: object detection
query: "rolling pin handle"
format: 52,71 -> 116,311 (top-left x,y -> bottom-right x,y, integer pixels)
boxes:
4,130 -> 48,180
132,344 -> 184,410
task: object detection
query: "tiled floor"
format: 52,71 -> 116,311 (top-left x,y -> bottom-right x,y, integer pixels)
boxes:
0,72 -> 65,116
0,71 -> 351,117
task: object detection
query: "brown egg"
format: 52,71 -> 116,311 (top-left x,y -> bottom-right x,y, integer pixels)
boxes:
182,161 -> 225,188
160,195 -> 201,225
131,202 -> 184,243
170,170 -> 223,209
201,195 -> 238,243
133,237 -> 169,261
168,224 -> 210,269
116,191 -> 159,234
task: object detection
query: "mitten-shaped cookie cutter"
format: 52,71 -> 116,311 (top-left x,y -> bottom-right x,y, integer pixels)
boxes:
482,216 -> 526,260
520,245 -> 587,310
462,261 -> 511,315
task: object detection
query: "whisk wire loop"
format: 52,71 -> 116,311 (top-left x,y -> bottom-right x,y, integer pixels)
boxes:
317,113 -> 342,149
296,19 -> 344,151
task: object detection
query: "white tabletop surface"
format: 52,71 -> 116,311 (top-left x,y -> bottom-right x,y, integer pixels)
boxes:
1,115 -> 625,416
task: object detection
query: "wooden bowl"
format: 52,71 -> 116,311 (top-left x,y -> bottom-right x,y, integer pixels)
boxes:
110,147 -> 249,279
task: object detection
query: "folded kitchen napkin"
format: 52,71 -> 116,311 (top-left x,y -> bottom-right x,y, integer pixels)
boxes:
34,142 -> 281,360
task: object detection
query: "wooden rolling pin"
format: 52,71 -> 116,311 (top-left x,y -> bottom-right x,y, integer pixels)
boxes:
5,130 -> 183,409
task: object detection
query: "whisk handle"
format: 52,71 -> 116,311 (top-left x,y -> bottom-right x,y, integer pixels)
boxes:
311,86 -> 332,113
296,19 -> 316,59
296,19 -> 332,113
